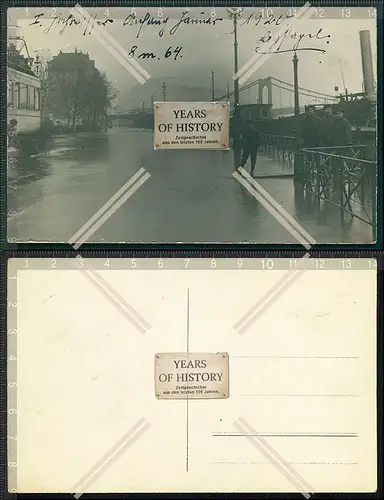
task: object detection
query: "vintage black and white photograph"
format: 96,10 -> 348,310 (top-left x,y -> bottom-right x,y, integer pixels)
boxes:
8,258 -> 377,493
6,5 -> 378,244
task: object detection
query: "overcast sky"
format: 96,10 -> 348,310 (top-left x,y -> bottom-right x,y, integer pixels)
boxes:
8,6 -> 377,103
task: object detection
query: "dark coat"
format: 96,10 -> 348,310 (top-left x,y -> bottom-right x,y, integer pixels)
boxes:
321,114 -> 338,146
332,116 -> 353,146
230,118 -> 243,144
242,128 -> 260,150
301,114 -> 321,148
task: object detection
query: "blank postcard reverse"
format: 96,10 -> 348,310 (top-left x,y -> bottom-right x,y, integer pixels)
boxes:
8,258 -> 377,494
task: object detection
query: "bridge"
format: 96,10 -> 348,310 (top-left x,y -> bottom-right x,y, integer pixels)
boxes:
108,75 -> 340,126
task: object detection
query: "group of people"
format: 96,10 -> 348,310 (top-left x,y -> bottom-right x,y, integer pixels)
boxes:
230,104 -> 354,176
301,105 -> 353,148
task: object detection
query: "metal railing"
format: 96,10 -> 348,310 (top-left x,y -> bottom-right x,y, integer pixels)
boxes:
259,134 -> 296,161
302,146 -> 377,233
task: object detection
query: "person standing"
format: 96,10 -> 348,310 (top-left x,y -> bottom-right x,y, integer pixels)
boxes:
7,119 -> 19,149
332,108 -> 353,146
321,105 -> 337,146
230,116 -> 243,168
240,120 -> 260,177
301,105 -> 321,148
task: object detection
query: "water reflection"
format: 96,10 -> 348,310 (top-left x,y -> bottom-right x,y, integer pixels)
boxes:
7,128 -> 375,244
8,155 -> 51,187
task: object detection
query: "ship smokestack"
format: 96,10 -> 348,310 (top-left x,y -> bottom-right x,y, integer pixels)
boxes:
359,30 -> 376,101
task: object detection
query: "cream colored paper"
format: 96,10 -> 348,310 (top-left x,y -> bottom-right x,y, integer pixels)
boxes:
10,260 -> 377,493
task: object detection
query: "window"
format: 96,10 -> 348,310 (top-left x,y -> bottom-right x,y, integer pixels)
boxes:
28,86 -> 35,110
12,83 -> 20,108
34,88 -> 40,111
8,80 -> 13,106
19,84 -> 28,109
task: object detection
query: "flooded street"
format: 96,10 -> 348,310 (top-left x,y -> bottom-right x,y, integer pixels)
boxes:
7,128 -> 374,244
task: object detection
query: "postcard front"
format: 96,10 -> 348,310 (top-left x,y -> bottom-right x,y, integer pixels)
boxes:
6,6 -> 378,244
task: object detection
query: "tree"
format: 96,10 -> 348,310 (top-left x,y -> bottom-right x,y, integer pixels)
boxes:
93,72 -> 119,129
100,72 -> 119,110
33,51 -> 53,122
45,52 -> 118,132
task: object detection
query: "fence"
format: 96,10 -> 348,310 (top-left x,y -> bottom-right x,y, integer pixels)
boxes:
259,134 -> 296,162
302,145 -> 377,236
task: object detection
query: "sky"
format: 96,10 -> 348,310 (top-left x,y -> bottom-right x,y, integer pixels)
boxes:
8,6 -> 377,107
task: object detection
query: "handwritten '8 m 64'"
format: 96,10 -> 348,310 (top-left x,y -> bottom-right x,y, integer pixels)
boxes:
128,45 -> 183,61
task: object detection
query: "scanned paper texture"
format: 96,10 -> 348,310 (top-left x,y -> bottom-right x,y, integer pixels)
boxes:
9,258 -> 377,493
7,6 -> 377,244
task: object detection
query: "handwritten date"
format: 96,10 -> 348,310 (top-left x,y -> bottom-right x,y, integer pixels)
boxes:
128,46 -> 183,61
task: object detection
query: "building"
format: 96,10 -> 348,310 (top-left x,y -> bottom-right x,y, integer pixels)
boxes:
46,50 -> 107,131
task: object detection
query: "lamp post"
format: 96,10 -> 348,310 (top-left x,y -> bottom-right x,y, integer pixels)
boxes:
227,7 -> 243,118
162,81 -> 167,102
34,53 -> 41,77
293,52 -> 300,116
292,52 -> 303,182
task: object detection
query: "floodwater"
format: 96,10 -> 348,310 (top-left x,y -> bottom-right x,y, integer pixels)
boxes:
7,127 -> 375,244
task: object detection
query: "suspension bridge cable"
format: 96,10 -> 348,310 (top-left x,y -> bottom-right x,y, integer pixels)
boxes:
271,77 -> 337,99
216,75 -> 338,102
271,82 -> 338,101
215,78 -> 262,100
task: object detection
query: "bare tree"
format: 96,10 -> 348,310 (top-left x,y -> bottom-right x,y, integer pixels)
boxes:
100,72 -> 119,110
45,53 -> 119,132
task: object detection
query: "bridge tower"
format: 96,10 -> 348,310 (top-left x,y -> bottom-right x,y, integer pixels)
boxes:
258,77 -> 273,106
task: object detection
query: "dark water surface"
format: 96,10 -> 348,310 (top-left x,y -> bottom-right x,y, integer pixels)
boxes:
7,128 -> 374,244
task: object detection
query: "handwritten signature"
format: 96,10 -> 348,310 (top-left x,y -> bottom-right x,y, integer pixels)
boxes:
255,27 -> 331,54
237,11 -> 331,54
